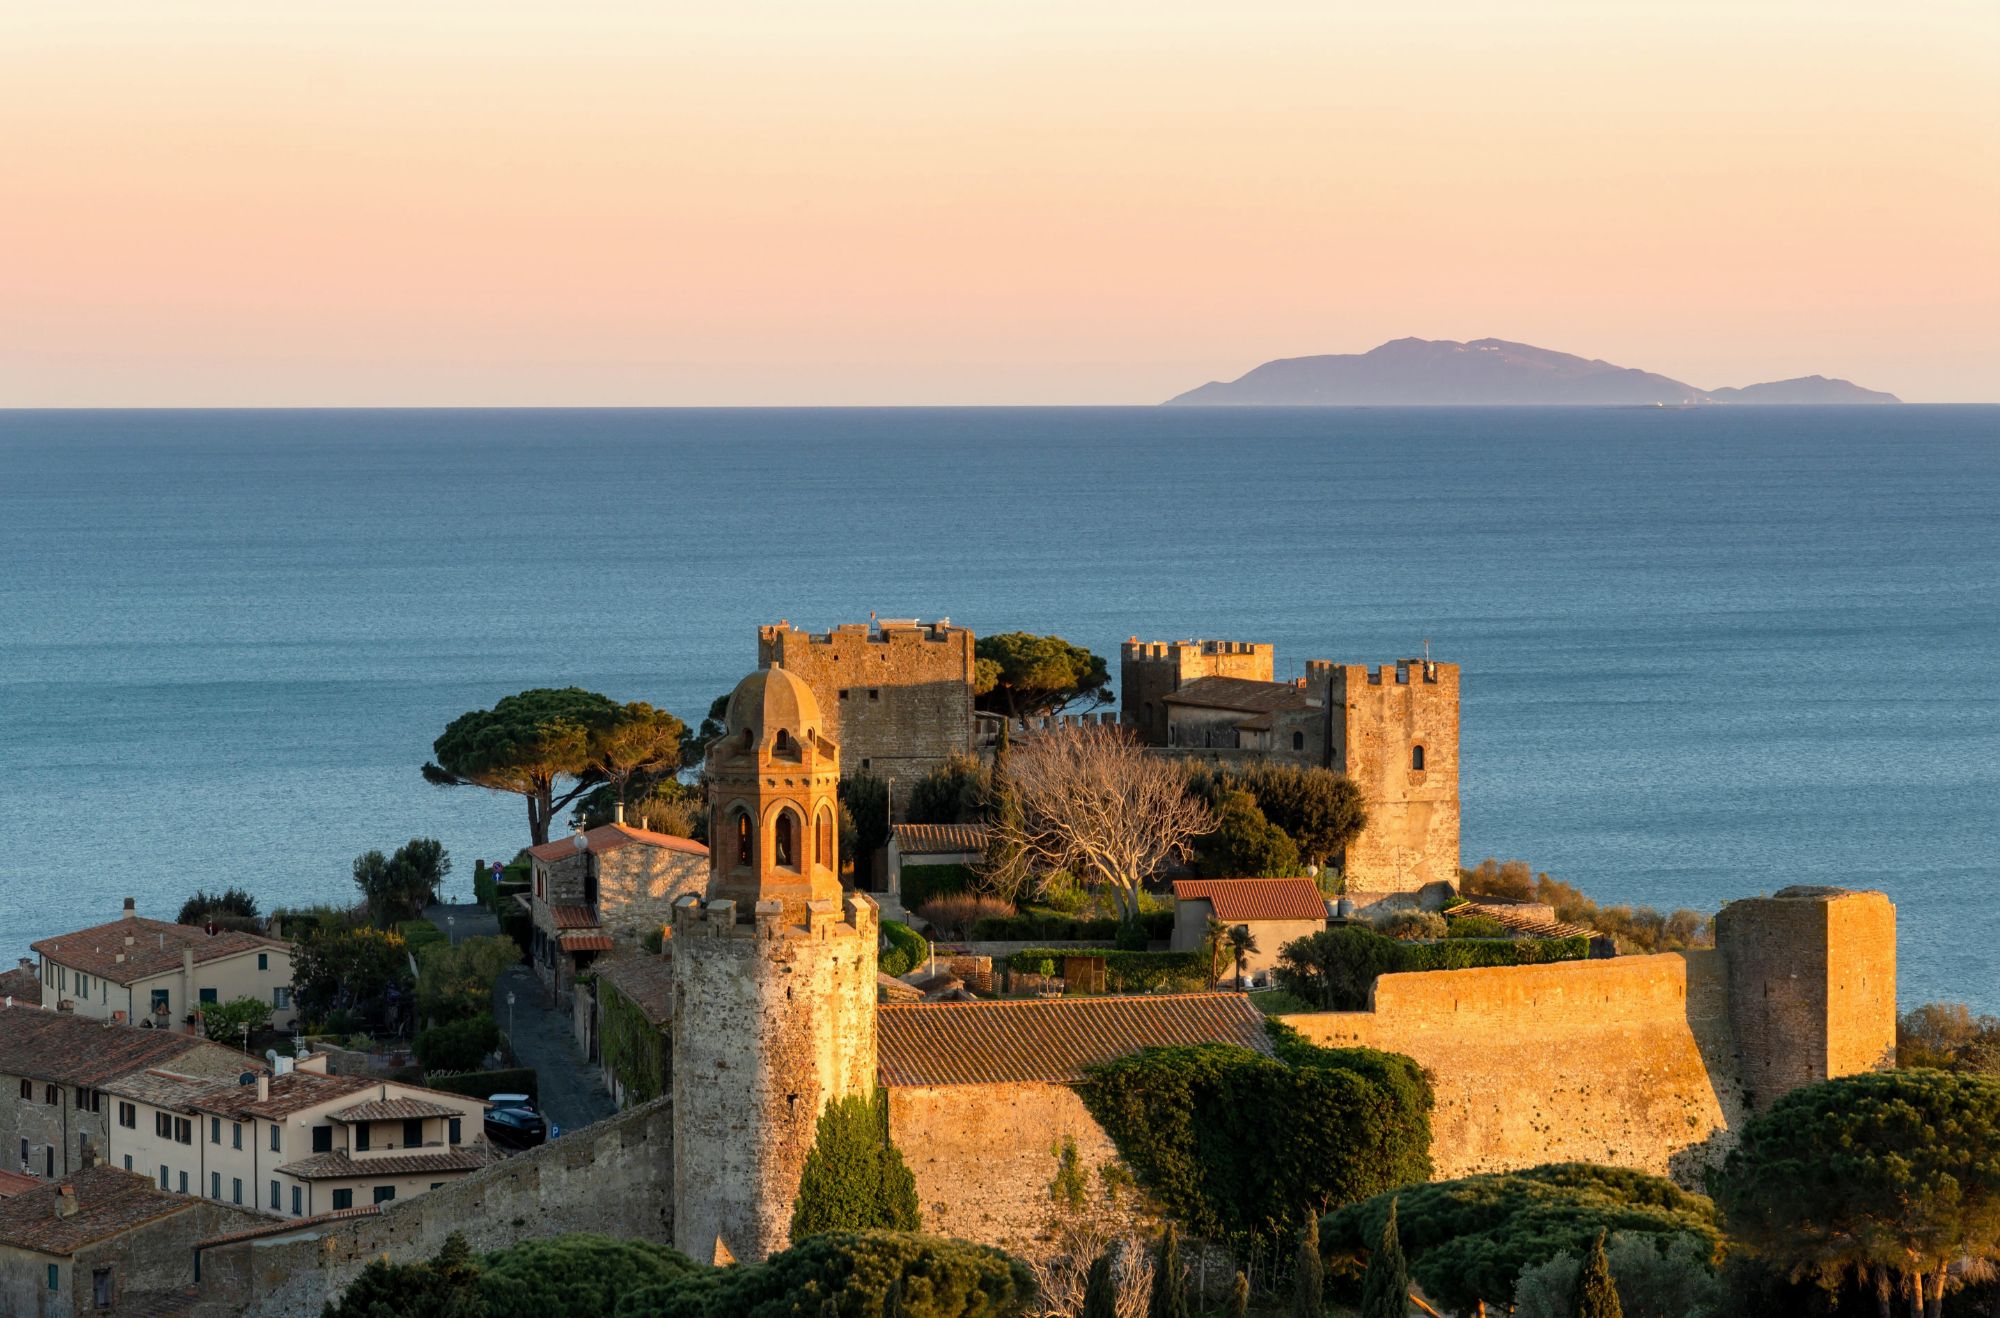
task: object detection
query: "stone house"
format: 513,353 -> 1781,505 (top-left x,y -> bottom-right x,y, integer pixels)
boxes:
579,950 -> 674,1108
525,816 -> 707,1002
1160,676 -> 1325,756
1169,878 -> 1330,984
31,901 -> 296,1034
100,1062 -> 494,1220
0,1163 -> 258,1317
884,822 -> 989,901
0,1002 -> 251,1183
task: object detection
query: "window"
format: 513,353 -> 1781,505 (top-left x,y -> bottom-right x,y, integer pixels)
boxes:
149,989 -> 169,1016
774,728 -> 796,756
270,1180 -> 281,1210
355,1124 -> 371,1152
158,1166 -> 168,1190
584,861 -> 598,908
118,1102 -> 135,1129
123,1156 -> 131,1172
447,1117 -> 461,1145
45,1146 -> 53,1177
1292,731 -> 1305,751
230,1123 -> 241,1150
58,966 -> 66,992
270,1124 -> 280,1153
211,1172 -> 221,1200
734,810 -> 752,867
210,1118 -> 220,1145
18,1138 -> 25,1165
291,1185 -> 302,1216
46,1263 -> 58,1292
431,1182 -> 444,1191
198,987 -> 218,1005
155,1113 -> 170,1139
17,1079 -> 27,1101
77,973 -> 88,998
257,953 -> 269,970
44,1083 -> 57,1105
868,688 -> 879,700
1411,744 -> 1426,771
403,1119 -> 424,1148
274,987 -> 291,1010
837,688 -> 850,700
177,1171 -> 187,1194
774,811 -> 797,870
312,1125 -> 333,1153
174,1118 -> 192,1145
372,1185 -> 396,1205
331,1189 -> 353,1211
231,1178 -> 242,1205
815,809 -> 830,868
93,1267 -> 112,1310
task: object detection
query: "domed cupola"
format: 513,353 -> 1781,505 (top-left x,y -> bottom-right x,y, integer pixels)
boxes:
702,664 -> 843,918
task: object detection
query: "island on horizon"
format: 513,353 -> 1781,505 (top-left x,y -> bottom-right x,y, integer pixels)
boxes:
1165,336 -> 1902,407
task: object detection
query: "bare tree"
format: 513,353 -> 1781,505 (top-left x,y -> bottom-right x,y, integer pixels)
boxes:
988,723 -> 1215,922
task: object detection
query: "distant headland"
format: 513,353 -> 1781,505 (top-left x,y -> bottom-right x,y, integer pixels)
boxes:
1165,337 -> 1901,407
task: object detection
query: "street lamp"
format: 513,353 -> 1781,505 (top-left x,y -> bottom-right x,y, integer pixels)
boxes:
446,914 -> 456,947
506,990 -> 516,1041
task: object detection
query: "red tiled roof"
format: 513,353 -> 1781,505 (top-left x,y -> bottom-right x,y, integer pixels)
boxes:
547,905 -> 599,931
877,993 -> 1273,1086
275,1145 -> 502,1181
0,1165 -> 195,1255
527,823 -> 708,862
31,916 -> 285,987
595,951 -> 675,1026
329,1098 -> 461,1122
0,1170 -> 40,1197
0,967 -> 40,1004
892,823 -> 990,856
191,1071 -> 372,1120
1172,878 -> 1329,923
0,1002 -> 240,1088
1161,676 -> 1318,714
559,932 -> 615,953
1447,900 -> 1595,941
195,1205 -> 381,1250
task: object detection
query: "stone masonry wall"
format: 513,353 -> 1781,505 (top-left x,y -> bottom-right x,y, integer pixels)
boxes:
758,622 -> 974,786
596,847 -> 707,940
191,1100 -> 673,1316
1330,661 -> 1461,904
1120,640 -> 1274,746
1282,954 -> 1747,1183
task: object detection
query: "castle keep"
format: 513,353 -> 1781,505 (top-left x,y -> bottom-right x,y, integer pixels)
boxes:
757,619 -> 976,786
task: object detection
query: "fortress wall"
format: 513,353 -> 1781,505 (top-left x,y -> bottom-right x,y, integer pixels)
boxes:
758,622 -> 974,783
1282,954 -> 1742,1182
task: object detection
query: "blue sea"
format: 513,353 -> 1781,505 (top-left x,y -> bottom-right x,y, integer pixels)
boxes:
1,407 -> 1994,1009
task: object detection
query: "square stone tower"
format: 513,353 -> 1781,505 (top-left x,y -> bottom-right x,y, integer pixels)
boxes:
1120,639 -> 1275,746
1315,659 -> 1461,906
757,619 -> 975,784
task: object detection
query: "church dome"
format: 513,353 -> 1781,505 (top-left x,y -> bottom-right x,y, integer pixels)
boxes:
722,665 -> 823,751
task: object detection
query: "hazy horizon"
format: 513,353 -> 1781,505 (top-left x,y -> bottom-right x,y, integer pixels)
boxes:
3,0 -> 1995,407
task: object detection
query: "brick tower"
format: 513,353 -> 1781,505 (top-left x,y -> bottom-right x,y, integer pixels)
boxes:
670,665 -> 879,1265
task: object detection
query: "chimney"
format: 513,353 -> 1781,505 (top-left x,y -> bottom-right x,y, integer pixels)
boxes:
121,897 -> 136,921
55,1185 -> 78,1218
614,799 -> 625,826
123,934 -> 134,947
15,958 -> 30,976
256,1073 -> 270,1102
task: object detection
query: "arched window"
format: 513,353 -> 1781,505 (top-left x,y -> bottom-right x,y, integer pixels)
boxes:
1411,745 -> 1426,771
734,810 -> 753,867
814,808 -> 831,868
774,729 -> 797,758
774,811 -> 798,870
1292,731 -> 1305,752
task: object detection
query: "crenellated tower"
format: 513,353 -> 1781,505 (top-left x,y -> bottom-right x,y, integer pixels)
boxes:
670,665 -> 879,1266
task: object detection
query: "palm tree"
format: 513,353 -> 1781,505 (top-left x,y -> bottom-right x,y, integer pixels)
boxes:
1228,924 -> 1259,990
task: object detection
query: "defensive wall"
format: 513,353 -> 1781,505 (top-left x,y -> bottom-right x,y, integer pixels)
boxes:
1121,639 -> 1274,746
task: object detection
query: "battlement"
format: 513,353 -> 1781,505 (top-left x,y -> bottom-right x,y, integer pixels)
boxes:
1360,659 -> 1453,686
760,619 -> 968,649
670,891 -> 876,943
1121,638 -> 1274,664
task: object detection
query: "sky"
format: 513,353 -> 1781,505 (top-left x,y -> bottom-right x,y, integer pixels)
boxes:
1,0 -> 1996,406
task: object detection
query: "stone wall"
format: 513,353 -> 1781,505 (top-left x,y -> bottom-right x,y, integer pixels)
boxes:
0,1198 -> 257,1318
191,1100 -> 673,1317
757,621 -> 975,786
596,848 -> 707,940
1120,639 -> 1274,747
1327,661 -> 1461,903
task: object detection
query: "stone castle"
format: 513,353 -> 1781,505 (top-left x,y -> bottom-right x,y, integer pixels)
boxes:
756,619 -> 976,785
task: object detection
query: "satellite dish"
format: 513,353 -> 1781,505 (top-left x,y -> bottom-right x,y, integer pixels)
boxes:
572,832 -> 589,851
238,1071 -> 257,1086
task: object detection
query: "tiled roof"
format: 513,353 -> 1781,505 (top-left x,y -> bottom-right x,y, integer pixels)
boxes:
275,1145 -> 502,1180
559,932 -> 615,953
106,1288 -> 203,1318
102,1068 -> 232,1109
527,823 -> 708,863
892,823 -> 990,856
195,1205 -> 382,1250
31,916 -> 285,987
0,1169 -> 40,1197
547,905 -> 600,931
329,1097 -> 460,1122
595,951 -> 675,1026
0,967 -> 40,1004
192,1070 -> 372,1120
1172,878 -> 1330,923
1161,677 -> 1319,714
0,1165 -> 193,1255
877,993 -> 1273,1086
1448,900 -> 1595,941
0,1002 -> 230,1088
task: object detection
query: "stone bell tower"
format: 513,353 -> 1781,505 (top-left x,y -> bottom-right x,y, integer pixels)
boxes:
670,665 -> 879,1265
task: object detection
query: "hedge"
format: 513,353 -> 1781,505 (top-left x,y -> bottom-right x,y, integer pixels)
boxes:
971,908 -> 1175,943
1274,925 -> 1591,1010
414,1013 -> 500,1072
878,921 -> 928,978
425,1067 -> 538,1104
899,863 -> 976,910
612,1231 -> 1034,1318
1005,948 -> 1208,993
397,919 -> 449,956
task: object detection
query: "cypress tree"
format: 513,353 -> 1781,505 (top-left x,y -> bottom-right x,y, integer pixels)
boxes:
1359,1197 -> 1410,1318
1576,1230 -> 1622,1318
1293,1213 -> 1324,1318
788,1093 -> 921,1243
1226,1271 -> 1251,1318
1082,1251 -> 1118,1318
1149,1222 -> 1189,1318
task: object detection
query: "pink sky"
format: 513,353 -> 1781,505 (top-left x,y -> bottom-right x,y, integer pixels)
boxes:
2,1 -> 1995,405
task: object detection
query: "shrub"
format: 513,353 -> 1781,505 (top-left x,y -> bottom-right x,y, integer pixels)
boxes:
419,934 -> 522,1026
424,1067 -> 537,1103
790,1093 -> 920,1243
615,1231 -> 1034,1318
915,895 -> 1015,941
1512,1232 -> 1719,1318
970,908 -> 1173,943
1005,949 -> 1209,993
1898,1000 -> 2000,1072
1080,1037 -> 1432,1246
480,1234 -> 702,1318
1458,858 -> 1711,952
1372,910 -> 1446,941
415,1013 -> 500,1072
1187,762 -> 1368,868
905,756 -> 992,826
397,919 -> 450,955
879,921 -> 929,977
901,863 -> 978,910
199,996 -> 272,1043
177,887 -> 260,930
1194,790 -> 1300,880
1275,926 -> 1590,1011
1444,915 -> 1510,939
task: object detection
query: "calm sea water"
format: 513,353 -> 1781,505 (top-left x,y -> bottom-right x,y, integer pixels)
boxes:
0,407 -> 1994,1008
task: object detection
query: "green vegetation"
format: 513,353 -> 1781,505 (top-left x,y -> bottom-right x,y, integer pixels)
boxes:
914,895 -> 1016,941
971,908 -> 1172,943
1459,858 -> 1709,953
1004,947 -> 1209,993
423,688 -> 689,846
1575,1232 -> 1621,1318
1711,1068 -> 2000,1308
972,632 -> 1112,723
1357,1198 -> 1408,1318
1443,914 -> 1510,939
878,920 -> 929,977
414,1013 -> 500,1072
290,919 -> 413,1033
901,863 -> 977,910
1371,910 -> 1445,942
397,918 -> 449,954
1511,1233 -> 1718,1318
1898,1001 -> 2000,1073
839,772 -> 892,873
176,887 -> 260,931
1321,1164 -> 1720,1315
615,1231 -> 1033,1317
326,1232 -> 701,1318
353,838 -> 452,925
1081,1252 -> 1117,1318
199,995 -> 272,1044
1194,789 -> 1301,879
1079,1034 -> 1432,1247
1274,925 -> 1590,1011
789,1093 -> 922,1243
1293,1214 -> 1323,1318
906,755 -> 993,826
1150,1222 -> 1189,1318
598,977 -> 668,1103
1186,762 -> 1369,872
417,935 -> 521,1026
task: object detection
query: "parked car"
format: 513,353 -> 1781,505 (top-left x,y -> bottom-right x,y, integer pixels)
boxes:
483,1093 -> 547,1149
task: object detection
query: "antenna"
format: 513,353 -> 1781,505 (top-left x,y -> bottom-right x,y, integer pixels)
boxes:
1423,637 -> 1431,663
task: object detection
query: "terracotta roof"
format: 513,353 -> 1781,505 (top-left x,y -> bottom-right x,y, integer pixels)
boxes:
329,1097 -> 461,1122
1448,900 -> 1595,941
108,1288 -> 203,1318
547,905 -> 600,930
275,1145 -> 502,1180
0,1169 -> 40,1197
892,823 -> 990,856
31,916 -> 285,987
191,1070 -> 372,1120
1172,878 -> 1330,923
1161,677 -> 1319,714
527,823 -> 708,863
559,932 -> 615,953
0,1165 -> 194,1255
595,951 -> 675,1026
0,967 -> 40,1004
195,1204 -> 382,1250
102,1068 -> 233,1109
0,1002 -> 235,1088
877,993 -> 1273,1086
